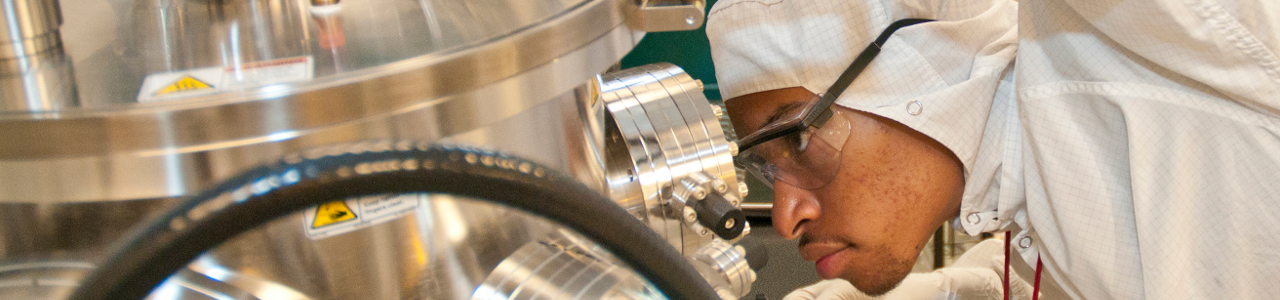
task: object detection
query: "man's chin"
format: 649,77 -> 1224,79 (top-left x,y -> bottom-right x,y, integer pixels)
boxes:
844,272 -> 909,297
840,253 -> 914,296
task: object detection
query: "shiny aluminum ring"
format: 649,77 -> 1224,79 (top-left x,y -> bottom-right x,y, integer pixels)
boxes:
599,64 -> 743,254
641,64 -> 736,190
602,77 -> 677,241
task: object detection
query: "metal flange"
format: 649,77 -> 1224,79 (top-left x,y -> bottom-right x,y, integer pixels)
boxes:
599,63 -> 746,253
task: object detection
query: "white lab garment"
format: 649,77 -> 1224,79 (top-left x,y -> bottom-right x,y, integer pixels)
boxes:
1005,1 -> 1280,299
707,0 -> 1280,299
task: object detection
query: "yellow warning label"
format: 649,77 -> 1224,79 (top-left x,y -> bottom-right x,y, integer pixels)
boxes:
312,201 -> 357,228
155,76 -> 213,95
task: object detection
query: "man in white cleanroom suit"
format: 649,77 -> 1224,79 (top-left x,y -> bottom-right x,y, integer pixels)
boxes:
707,0 -> 1280,298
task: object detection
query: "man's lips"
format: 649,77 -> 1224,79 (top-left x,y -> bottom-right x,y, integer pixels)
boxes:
799,242 -> 851,262
799,242 -> 853,279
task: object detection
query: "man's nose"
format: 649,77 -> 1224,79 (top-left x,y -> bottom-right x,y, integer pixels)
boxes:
770,181 -> 819,240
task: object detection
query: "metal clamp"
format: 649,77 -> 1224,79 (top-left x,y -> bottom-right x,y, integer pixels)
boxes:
626,0 -> 706,32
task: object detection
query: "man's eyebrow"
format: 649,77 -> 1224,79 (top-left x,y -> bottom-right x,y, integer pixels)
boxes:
764,102 -> 807,125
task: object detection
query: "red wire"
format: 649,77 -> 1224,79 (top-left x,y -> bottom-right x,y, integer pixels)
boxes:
1004,231 -> 1045,300
1003,231 -> 1011,300
1033,256 -> 1044,300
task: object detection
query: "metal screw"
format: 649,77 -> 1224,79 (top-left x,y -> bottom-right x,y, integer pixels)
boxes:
711,180 -> 728,194
691,187 -> 707,200
724,218 -> 736,230
728,141 -> 739,156
711,104 -> 724,117
738,182 -> 750,197
691,223 -> 710,236
683,206 -> 697,223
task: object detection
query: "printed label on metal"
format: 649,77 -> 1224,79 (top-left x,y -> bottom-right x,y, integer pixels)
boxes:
303,194 -> 422,240
137,56 -> 314,103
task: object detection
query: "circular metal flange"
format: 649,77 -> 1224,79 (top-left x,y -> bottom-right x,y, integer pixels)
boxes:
600,63 -> 744,253
622,68 -> 708,251
641,64 -> 737,190
638,65 -> 725,182
607,69 -> 694,252
601,79 -> 672,242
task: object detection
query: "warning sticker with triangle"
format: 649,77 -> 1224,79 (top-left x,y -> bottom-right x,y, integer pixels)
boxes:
136,56 -> 314,103
312,201 -> 358,228
303,195 -> 421,240
155,75 -> 214,96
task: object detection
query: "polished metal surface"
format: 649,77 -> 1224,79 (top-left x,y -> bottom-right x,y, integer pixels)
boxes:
0,0 -> 62,59
688,239 -> 754,299
0,261 -> 93,300
0,0 -> 641,203
625,0 -> 705,32
470,232 -> 661,300
0,198 -> 182,262
0,48 -> 78,112
145,266 -> 312,300
599,63 -> 744,254
739,203 -> 772,213
8,0 -> 603,112
0,33 -> 632,203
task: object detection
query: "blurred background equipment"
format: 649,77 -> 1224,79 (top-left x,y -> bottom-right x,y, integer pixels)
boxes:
0,0 -> 768,298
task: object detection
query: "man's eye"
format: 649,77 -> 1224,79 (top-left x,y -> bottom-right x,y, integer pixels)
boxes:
797,131 -> 812,151
783,131 -> 805,149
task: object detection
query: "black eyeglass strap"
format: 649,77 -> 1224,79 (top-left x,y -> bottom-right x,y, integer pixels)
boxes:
805,18 -> 934,128
734,18 -> 935,153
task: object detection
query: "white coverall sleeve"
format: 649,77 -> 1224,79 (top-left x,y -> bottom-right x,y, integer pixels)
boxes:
783,240 -> 1033,300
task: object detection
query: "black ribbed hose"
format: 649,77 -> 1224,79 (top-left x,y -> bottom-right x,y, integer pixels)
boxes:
68,143 -> 720,300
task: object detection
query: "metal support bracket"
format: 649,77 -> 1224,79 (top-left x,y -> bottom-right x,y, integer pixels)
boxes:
626,0 -> 706,32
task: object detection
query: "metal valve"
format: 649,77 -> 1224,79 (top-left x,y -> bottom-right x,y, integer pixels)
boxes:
695,192 -> 745,240
668,172 -> 746,240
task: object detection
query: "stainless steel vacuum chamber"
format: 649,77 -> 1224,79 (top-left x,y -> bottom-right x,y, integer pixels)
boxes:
0,0 -> 758,299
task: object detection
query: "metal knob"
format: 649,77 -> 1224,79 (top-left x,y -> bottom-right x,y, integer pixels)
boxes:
694,193 -> 745,240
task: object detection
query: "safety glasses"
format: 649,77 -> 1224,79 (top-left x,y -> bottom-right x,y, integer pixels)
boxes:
733,18 -> 933,190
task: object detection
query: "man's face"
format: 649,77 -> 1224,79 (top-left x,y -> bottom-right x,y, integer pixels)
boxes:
726,87 -> 965,295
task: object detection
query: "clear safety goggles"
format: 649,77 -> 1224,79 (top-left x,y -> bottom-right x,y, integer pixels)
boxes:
735,102 -> 852,189
732,18 -> 933,190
